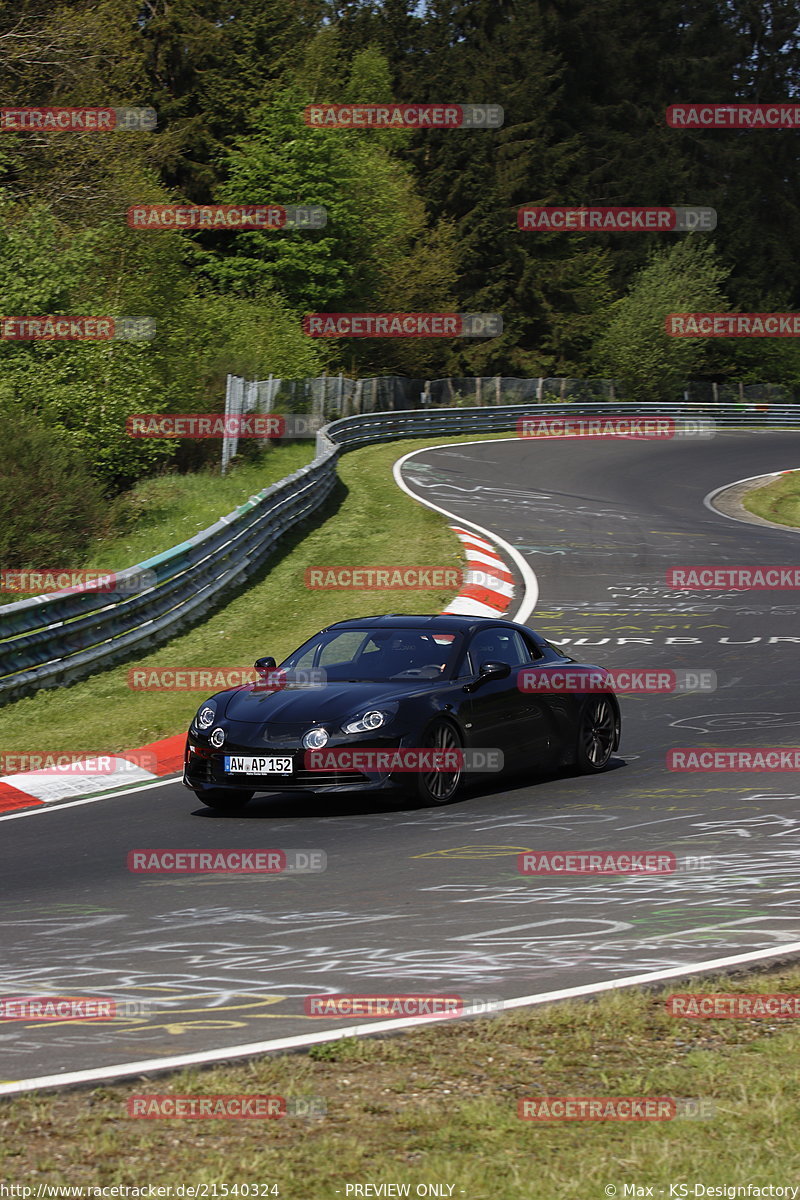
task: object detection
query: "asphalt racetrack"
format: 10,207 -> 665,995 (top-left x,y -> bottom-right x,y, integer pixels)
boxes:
3,429 -> 800,1092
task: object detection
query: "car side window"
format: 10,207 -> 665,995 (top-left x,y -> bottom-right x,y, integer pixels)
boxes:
467,629 -> 532,672
536,638 -> 569,661
521,634 -> 546,661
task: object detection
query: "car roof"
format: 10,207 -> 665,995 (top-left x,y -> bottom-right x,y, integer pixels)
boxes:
320,613 -> 536,636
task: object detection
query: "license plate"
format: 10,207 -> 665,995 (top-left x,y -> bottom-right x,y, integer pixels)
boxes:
224,755 -> 293,775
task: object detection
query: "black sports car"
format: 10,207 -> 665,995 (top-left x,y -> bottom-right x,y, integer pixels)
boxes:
183,613 -> 621,810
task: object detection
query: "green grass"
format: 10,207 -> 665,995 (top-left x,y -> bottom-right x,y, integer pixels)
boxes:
743,469 -> 800,527
2,967 -> 800,1194
0,434 -> 510,755
96,445 -> 317,572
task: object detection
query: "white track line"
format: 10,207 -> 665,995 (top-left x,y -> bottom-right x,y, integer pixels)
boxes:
3,940 -> 800,1095
393,439 -> 539,623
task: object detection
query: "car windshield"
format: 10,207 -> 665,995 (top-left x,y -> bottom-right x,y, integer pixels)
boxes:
281,628 -> 463,682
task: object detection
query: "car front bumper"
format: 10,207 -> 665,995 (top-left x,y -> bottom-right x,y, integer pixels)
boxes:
183,734 -> 413,795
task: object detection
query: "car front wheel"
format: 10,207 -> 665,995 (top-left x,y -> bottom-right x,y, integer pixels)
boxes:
415,719 -> 464,806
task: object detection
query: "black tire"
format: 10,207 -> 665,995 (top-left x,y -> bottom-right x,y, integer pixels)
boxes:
574,696 -> 616,773
415,719 -> 464,806
194,788 -> 254,812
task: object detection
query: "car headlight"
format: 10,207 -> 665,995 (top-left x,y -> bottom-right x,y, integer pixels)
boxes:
342,709 -> 388,734
302,727 -> 329,749
192,702 -> 216,733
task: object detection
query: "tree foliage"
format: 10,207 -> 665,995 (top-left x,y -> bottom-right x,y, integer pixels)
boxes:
0,0 -> 798,525
593,239 -> 730,401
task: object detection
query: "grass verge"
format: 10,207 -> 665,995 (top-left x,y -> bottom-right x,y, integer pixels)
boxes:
742,469 -> 800,527
2,966 -> 800,1195
0,434 -> 509,755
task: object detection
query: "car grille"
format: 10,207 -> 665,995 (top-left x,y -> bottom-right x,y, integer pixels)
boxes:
268,769 -> 372,790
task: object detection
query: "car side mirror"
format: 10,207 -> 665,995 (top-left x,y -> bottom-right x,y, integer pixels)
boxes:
479,660 -> 511,681
463,660 -> 512,692
254,656 -> 277,676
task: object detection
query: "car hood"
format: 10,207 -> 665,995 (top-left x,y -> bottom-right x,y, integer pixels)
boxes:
220,681 -> 414,725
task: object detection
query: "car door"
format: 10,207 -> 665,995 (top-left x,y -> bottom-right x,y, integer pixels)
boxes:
515,637 -> 586,755
461,628 -> 551,765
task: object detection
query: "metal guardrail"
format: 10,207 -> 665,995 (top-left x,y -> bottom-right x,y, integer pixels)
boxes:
318,400 -> 800,451
1,400 -> 798,704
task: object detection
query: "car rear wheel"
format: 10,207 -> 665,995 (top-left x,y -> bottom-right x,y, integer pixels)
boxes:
415,719 -> 464,805
574,697 -> 616,772
193,788 -> 254,812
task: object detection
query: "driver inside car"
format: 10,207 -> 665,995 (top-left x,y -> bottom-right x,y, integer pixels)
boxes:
386,634 -> 450,676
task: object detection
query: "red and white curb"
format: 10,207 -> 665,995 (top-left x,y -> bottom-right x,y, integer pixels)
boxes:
0,735 -> 185,814
443,526 -> 514,616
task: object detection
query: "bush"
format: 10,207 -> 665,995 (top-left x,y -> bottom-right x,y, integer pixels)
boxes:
0,412 -> 107,568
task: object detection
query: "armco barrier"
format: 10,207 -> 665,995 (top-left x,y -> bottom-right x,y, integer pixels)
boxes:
0,401 -> 797,704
